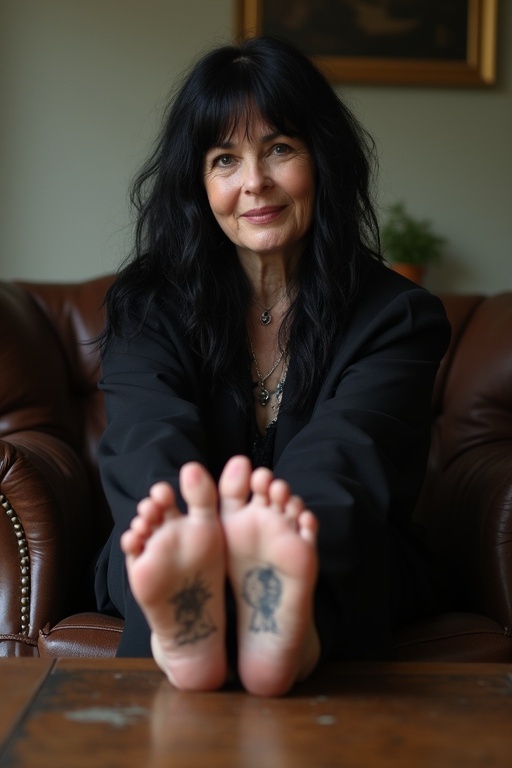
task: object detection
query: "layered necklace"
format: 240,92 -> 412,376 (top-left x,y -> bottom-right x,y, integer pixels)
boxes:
249,338 -> 288,408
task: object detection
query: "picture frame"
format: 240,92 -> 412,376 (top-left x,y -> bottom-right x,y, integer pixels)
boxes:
235,0 -> 498,87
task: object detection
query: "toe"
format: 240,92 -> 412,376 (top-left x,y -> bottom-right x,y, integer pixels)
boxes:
120,528 -> 144,557
284,494 -> 304,524
219,455 -> 252,514
298,510 -> 318,545
148,481 -> 178,511
249,467 -> 274,507
268,478 -> 292,512
179,462 -> 218,519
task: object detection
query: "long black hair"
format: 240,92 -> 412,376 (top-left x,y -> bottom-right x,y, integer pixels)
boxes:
102,36 -> 382,410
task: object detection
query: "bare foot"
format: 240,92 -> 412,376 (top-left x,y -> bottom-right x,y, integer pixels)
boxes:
120,463 -> 227,691
219,456 -> 320,696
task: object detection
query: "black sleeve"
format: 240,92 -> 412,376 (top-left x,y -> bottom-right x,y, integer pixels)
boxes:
274,288 -> 450,660
94,311 -> 211,655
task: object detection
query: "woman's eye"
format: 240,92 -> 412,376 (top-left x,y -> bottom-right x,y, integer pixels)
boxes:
273,144 -> 290,155
214,154 -> 233,167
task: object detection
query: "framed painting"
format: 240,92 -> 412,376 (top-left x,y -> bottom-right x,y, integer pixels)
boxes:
236,0 -> 498,86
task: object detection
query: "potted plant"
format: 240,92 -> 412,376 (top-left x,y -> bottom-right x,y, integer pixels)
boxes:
381,202 -> 445,285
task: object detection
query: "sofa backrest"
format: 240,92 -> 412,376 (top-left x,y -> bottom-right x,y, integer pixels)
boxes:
0,276 -> 114,571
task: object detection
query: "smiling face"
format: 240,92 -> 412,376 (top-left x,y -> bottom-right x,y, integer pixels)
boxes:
203,114 -> 316,265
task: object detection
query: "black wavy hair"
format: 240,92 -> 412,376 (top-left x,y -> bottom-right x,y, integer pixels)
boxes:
102,36 -> 382,410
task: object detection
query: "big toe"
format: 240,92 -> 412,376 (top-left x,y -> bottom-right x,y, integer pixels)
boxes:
219,455 -> 252,514
179,462 -> 218,518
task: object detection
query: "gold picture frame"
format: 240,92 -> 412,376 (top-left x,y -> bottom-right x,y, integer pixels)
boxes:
235,0 -> 498,87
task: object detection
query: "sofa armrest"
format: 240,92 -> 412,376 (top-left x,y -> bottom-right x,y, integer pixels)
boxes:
0,433 -> 92,655
423,441 -> 512,630
38,613 -> 123,658
395,612 -> 512,662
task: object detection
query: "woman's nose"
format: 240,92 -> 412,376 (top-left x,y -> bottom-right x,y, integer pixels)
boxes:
242,160 -> 272,193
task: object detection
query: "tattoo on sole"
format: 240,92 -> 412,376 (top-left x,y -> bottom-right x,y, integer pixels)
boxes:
169,573 -> 217,646
242,566 -> 282,634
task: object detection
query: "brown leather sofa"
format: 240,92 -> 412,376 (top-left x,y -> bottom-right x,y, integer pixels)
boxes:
1,276 -> 511,661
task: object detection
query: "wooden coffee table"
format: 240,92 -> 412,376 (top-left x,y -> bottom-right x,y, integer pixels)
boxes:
1,658 -> 511,767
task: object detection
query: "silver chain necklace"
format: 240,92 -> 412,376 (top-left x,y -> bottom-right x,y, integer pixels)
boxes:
253,292 -> 285,325
249,338 -> 287,406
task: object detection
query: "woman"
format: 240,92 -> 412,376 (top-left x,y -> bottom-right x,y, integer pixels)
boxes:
95,36 -> 450,696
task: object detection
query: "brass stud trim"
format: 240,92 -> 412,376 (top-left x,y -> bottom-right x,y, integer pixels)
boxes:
1,494 -> 30,636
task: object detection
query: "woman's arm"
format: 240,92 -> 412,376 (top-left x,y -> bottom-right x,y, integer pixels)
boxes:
95,310 -> 212,654
99,318 -> 209,525
274,287 -> 451,660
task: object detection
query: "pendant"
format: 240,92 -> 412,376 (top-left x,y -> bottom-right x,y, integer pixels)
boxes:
260,310 -> 271,325
258,387 -> 270,406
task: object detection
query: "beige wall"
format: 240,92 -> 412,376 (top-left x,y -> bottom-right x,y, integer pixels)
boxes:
1,0 -> 511,292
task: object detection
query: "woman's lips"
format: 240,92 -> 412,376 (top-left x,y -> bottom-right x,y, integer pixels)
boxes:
241,206 -> 285,224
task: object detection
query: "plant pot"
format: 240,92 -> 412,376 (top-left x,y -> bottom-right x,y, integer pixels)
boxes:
391,263 -> 426,285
